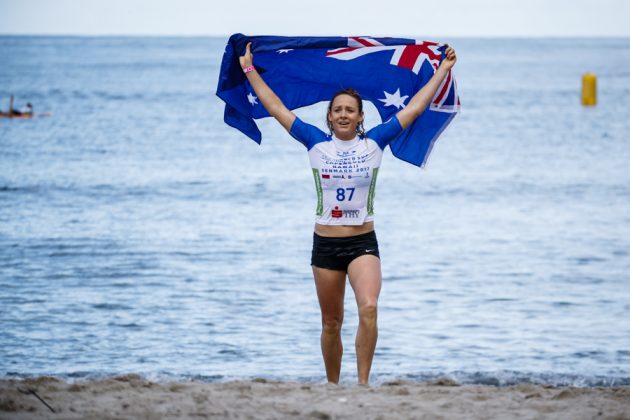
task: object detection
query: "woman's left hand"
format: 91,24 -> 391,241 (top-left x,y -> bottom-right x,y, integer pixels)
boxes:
440,45 -> 457,71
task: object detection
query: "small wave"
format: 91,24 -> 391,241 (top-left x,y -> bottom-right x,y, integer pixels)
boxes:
111,282 -> 134,288
0,296 -> 46,305
489,297 -> 518,302
395,371 -> 630,388
574,255 -> 608,265
552,301 -> 580,307
0,186 -> 20,192
0,185 -> 41,194
107,322 -> 143,330
2,370 -> 628,388
573,351 -> 606,359
92,303 -> 133,311
456,324 -> 483,329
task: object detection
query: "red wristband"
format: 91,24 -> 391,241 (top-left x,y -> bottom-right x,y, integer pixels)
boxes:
242,65 -> 255,74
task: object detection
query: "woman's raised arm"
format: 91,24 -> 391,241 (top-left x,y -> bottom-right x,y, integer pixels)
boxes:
239,42 -> 296,132
395,46 -> 457,130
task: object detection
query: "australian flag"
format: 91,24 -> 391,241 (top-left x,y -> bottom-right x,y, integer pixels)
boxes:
216,33 -> 460,167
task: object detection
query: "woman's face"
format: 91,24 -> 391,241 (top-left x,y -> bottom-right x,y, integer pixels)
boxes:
328,94 -> 364,140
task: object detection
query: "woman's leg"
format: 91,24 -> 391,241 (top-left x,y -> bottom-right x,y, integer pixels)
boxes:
347,255 -> 382,384
312,266 -> 347,384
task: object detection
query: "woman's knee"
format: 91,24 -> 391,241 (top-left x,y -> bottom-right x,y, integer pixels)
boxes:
322,316 -> 343,335
358,303 -> 378,325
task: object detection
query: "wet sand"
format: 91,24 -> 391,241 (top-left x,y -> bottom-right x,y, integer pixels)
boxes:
1,375 -> 628,419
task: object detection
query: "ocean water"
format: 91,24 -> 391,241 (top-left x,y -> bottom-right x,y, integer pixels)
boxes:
1,36 -> 629,387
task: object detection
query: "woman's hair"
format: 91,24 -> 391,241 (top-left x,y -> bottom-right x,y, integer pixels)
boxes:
326,88 -> 365,137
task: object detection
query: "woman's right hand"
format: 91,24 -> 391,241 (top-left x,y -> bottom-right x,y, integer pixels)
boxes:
239,42 -> 253,68
236,40 -> 297,131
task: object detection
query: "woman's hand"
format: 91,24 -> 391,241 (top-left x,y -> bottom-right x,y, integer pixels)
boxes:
395,44 -> 457,129
440,45 -> 457,71
236,40 -> 296,131
239,42 -> 254,68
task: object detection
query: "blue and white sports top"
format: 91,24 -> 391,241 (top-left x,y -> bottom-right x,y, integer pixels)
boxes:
290,117 -> 403,225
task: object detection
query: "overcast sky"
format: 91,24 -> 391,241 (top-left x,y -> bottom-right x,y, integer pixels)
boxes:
1,0 -> 629,37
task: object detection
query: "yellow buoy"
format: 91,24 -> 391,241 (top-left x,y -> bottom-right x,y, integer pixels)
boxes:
581,73 -> 597,106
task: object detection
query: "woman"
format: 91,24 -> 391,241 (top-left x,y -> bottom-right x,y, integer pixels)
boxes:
239,42 -> 456,384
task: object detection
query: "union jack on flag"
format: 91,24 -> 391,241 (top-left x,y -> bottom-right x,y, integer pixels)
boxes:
326,36 -> 460,112
217,34 -> 460,167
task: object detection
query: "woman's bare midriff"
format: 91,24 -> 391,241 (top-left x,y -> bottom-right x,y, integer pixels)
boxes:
314,221 -> 375,238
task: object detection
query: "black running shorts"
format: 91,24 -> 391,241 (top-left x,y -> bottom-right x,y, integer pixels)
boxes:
311,231 -> 380,272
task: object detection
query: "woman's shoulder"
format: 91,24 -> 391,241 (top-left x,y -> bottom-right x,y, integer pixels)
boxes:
290,117 -> 331,150
364,116 -> 403,149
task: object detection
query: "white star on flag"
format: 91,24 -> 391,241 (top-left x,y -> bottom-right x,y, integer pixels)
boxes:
277,49 -> 294,54
247,92 -> 258,106
379,89 -> 408,109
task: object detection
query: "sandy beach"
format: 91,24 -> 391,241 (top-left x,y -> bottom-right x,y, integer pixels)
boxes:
1,375 -> 628,419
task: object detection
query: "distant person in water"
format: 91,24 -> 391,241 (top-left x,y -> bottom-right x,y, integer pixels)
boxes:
2,96 -> 33,117
12,102 -> 33,116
